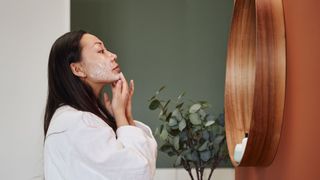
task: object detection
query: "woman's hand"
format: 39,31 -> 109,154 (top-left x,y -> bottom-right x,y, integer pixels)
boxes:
103,72 -> 135,126
108,73 -> 130,127
126,79 -> 135,126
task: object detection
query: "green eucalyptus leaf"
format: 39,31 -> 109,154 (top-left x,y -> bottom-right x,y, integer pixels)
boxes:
200,150 -> 211,162
191,151 -> 200,162
155,127 -> 160,137
192,125 -> 202,133
189,113 -> 201,125
172,109 -> 182,121
214,135 -> 225,145
213,135 -> 225,150
173,135 -> 180,150
165,112 -> 172,122
149,99 -> 160,110
199,101 -> 210,108
176,102 -> 184,109
171,125 -> 179,130
155,124 -> 163,137
198,141 -> 209,151
168,151 -> 176,156
179,119 -> 186,131
180,130 -> 188,142
205,120 -> 215,127
177,91 -> 186,100
174,155 -> 182,167
185,152 -> 193,161
168,118 -> 178,127
167,135 -> 173,144
214,125 -> 224,135
160,143 -> 173,153
160,127 -> 168,141
189,103 -> 201,113
199,109 -> 207,119
202,130 -> 210,140
156,86 -> 166,95
181,149 -> 192,156
159,114 -> 167,121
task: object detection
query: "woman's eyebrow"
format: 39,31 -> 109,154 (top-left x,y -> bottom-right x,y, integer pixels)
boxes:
92,42 -> 104,48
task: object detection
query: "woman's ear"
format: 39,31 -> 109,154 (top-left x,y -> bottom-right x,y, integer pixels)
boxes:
70,62 -> 86,78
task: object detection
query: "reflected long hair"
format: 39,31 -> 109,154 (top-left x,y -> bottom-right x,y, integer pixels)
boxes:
44,30 -> 116,137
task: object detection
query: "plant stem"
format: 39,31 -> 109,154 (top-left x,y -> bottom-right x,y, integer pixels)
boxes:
200,167 -> 205,180
208,157 -> 222,180
195,164 -> 200,180
187,169 -> 194,180
184,160 -> 194,180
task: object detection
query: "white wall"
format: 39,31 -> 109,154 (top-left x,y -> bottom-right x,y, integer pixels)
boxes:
0,0 -> 70,179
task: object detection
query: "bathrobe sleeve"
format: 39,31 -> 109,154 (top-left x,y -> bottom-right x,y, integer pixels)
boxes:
44,107 -> 158,180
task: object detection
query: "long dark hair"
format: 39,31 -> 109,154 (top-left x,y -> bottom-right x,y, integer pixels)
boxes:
44,30 -> 116,137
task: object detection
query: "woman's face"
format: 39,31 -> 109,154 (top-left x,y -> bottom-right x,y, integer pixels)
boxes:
79,33 -> 121,84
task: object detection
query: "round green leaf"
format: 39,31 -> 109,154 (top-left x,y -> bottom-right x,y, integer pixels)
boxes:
189,113 -> 201,125
192,151 -> 200,162
160,127 -> 168,141
205,120 -> 215,127
179,119 -> 186,131
200,150 -> 211,162
199,101 -> 210,108
155,124 -> 163,137
172,109 -> 182,120
174,155 -> 182,167
173,135 -> 180,150
192,125 -> 202,133
149,99 -> 160,110
176,102 -> 184,109
199,109 -> 207,119
168,118 -> 178,127
198,141 -> 209,151
155,127 -> 160,136
189,103 -> 201,113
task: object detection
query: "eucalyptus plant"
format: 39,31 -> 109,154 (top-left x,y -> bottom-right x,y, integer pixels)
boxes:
148,86 -> 229,180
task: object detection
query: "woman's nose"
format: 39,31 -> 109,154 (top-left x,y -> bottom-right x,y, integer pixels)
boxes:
112,53 -> 117,60
108,52 -> 117,61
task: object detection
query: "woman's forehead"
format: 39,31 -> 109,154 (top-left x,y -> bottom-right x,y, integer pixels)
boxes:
81,34 -> 104,48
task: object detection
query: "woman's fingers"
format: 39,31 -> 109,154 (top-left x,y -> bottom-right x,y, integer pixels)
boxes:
110,79 -> 126,117
119,73 -> 129,95
126,79 -> 135,125
111,79 -> 122,95
129,80 -> 134,96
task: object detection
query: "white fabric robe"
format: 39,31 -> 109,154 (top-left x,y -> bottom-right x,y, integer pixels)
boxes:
44,105 -> 158,180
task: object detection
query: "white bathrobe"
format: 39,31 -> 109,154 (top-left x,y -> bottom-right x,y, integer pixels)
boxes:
44,105 -> 158,180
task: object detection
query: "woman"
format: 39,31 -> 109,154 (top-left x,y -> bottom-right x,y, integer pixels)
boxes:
44,30 -> 157,180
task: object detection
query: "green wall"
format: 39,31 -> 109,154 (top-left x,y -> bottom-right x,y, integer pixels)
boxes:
71,0 -> 233,168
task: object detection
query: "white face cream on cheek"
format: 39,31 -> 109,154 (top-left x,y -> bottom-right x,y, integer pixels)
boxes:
85,61 -> 119,82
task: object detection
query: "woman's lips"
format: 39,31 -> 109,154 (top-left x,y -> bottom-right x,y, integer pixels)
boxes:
113,65 -> 120,72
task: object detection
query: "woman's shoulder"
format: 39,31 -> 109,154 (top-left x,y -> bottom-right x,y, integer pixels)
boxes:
46,105 -> 82,137
46,105 -> 108,138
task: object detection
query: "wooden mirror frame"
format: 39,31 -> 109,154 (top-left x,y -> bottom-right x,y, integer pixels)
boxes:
224,0 -> 286,166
